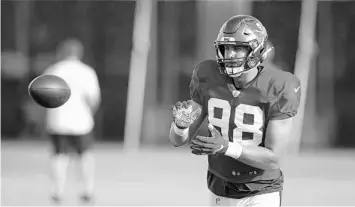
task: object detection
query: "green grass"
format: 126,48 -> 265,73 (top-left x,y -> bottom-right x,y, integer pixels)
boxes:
1,140 -> 355,206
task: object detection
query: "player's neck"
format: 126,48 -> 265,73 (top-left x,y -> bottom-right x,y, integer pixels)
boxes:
232,67 -> 259,89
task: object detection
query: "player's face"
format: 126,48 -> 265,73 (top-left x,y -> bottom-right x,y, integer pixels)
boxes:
222,45 -> 250,77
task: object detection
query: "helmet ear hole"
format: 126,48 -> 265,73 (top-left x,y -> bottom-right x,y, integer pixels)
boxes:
247,57 -> 257,68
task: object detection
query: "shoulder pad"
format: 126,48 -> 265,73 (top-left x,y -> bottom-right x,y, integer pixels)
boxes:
266,69 -> 301,120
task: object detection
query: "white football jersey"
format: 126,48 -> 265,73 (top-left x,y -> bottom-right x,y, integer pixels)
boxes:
44,58 -> 101,135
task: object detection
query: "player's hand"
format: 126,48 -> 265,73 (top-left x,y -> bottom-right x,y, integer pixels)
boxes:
190,124 -> 229,155
172,100 -> 202,128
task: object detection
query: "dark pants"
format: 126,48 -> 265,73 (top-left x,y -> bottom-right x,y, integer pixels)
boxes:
50,133 -> 93,155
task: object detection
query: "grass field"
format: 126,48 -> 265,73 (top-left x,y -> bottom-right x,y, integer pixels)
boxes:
1,140 -> 355,206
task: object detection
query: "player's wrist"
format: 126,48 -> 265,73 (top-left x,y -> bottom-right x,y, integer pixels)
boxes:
224,142 -> 243,160
172,122 -> 189,136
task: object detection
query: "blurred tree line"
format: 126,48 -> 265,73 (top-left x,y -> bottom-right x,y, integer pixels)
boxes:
2,0 -> 355,147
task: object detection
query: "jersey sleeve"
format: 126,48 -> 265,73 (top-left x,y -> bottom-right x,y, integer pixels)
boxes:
268,76 -> 301,120
189,65 -> 203,105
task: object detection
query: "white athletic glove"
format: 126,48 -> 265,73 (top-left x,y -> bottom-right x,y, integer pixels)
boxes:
172,100 -> 202,129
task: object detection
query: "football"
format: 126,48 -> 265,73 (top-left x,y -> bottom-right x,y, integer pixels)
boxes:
28,74 -> 71,108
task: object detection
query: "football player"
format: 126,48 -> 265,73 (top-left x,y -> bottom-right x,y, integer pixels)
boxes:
44,39 -> 101,204
169,15 -> 301,206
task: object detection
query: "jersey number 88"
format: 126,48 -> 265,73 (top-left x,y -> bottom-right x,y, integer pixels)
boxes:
208,98 -> 264,146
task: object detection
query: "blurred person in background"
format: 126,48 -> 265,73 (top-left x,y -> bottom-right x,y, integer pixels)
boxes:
170,15 -> 301,206
43,38 -> 101,203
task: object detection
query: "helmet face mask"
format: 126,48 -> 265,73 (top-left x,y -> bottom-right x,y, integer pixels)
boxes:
216,45 -> 251,77
214,15 -> 269,78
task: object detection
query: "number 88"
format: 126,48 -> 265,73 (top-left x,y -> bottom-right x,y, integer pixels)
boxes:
207,98 -> 264,146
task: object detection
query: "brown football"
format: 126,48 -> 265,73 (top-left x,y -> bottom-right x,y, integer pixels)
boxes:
28,74 -> 71,108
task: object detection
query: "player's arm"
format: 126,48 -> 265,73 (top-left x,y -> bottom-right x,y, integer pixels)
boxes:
169,107 -> 207,147
232,118 -> 293,170
169,63 -> 206,147
85,70 -> 101,114
193,118 -> 293,170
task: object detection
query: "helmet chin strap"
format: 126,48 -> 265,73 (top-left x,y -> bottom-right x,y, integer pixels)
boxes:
224,57 -> 248,77
225,61 -> 260,78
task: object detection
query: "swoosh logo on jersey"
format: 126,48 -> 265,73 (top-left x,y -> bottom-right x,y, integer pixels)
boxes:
294,86 -> 301,93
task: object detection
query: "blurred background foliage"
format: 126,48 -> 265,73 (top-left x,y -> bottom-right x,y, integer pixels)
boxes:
2,0 -> 355,148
